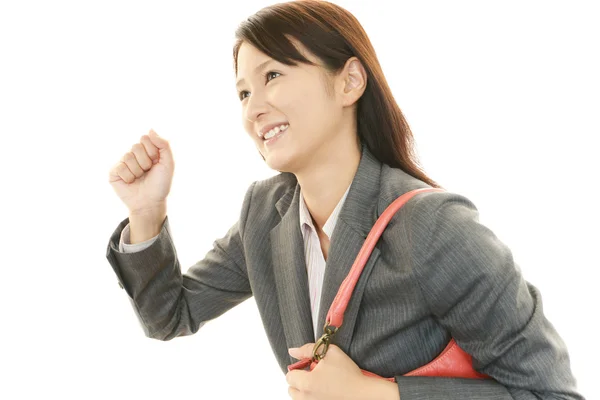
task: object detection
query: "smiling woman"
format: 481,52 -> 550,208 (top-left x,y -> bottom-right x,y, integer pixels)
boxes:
104,1 -> 586,400
232,4 -> 438,191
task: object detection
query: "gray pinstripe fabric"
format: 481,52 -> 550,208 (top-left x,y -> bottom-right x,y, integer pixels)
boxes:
105,144 -> 584,399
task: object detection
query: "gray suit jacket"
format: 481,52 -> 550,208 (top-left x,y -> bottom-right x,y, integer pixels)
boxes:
105,144 -> 584,399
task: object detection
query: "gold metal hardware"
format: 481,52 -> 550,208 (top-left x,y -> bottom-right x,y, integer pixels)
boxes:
312,322 -> 340,361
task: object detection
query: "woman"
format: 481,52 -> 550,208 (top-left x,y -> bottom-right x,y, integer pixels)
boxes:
106,1 -> 584,399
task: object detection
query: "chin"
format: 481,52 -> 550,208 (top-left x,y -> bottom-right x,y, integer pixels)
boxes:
264,152 -> 297,174
266,160 -> 292,174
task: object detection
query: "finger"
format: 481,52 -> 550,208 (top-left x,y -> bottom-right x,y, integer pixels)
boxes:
288,347 -> 301,359
121,151 -> 145,178
289,343 -> 316,359
108,163 -> 121,183
130,142 -> 153,171
287,386 -> 302,399
148,128 -> 168,150
147,129 -> 175,170
140,135 -> 159,163
286,370 -> 310,392
112,161 -> 135,184
325,344 -> 340,356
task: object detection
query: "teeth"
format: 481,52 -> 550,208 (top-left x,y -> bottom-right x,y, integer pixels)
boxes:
263,124 -> 289,140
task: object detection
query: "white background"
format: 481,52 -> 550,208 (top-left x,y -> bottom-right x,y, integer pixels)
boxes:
1,0 -> 597,399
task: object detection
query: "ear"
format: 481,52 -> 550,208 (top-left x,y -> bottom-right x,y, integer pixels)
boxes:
340,57 -> 367,107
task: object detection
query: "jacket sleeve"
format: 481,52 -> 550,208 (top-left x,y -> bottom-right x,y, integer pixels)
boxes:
105,181 -> 256,341
119,222 -> 159,253
393,191 -> 584,400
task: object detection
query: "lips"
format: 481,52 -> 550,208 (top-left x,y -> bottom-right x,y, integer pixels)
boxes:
263,125 -> 289,141
264,126 -> 289,145
258,122 -> 289,139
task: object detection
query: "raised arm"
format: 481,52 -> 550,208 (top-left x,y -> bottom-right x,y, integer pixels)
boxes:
105,181 -> 257,341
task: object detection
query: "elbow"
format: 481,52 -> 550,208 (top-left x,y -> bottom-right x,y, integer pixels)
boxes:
130,291 -> 201,341
141,313 -> 207,342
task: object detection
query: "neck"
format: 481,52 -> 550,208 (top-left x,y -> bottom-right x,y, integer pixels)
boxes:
295,136 -> 361,232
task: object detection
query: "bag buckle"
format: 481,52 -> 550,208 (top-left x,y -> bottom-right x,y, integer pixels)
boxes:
312,323 -> 339,361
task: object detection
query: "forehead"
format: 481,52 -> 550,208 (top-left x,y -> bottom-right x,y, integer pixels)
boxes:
236,42 -> 272,71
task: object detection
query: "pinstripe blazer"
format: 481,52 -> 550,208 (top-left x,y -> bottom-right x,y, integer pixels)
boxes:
105,144 -> 584,399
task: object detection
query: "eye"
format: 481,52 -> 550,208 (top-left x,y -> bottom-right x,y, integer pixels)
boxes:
238,71 -> 281,101
265,70 -> 281,82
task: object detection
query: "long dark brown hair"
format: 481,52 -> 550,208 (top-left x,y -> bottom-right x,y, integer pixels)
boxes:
233,0 -> 441,189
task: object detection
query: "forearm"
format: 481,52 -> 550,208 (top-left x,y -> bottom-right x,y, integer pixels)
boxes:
362,377 -> 400,400
108,215 -> 193,340
378,379 -> 401,400
128,202 -> 167,243
393,377 -> 511,400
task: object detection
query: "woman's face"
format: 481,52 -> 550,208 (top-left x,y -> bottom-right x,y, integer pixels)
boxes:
236,38 -> 344,174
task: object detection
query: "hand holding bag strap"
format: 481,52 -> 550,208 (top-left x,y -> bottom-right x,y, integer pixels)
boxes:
287,188 -> 490,381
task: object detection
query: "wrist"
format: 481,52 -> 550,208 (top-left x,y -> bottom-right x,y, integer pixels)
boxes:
128,202 -> 167,244
360,376 -> 399,400
129,201 -> 167,218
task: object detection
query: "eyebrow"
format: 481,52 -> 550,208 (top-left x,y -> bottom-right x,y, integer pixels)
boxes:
236,59 -> 276,89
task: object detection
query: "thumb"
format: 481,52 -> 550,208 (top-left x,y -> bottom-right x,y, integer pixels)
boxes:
148,129 -> 174,168
288,343 -> 315,359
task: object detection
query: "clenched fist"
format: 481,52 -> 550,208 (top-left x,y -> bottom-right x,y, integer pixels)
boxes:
108,129 -> 175,215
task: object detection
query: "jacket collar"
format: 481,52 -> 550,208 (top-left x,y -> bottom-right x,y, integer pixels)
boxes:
270,144 -> 384,364
298,183 -> 351,239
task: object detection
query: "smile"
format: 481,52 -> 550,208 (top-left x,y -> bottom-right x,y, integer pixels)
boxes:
264,127 -> 288,146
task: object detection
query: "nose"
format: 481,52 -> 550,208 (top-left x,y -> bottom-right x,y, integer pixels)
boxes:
244,90 -> 269,125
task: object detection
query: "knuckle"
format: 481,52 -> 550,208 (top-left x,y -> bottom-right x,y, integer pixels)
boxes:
140,137 -> 158,154
140,162 -> 151,171
131,168 -> 144,178
131,143 -> 143,151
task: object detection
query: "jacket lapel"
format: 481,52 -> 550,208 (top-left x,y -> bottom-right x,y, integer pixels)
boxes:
316,219 -> 382,354
271,183 -> 315,354
271,144 -> 385,359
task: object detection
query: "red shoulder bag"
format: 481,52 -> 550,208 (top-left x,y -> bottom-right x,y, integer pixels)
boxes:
287,188 -> 490,381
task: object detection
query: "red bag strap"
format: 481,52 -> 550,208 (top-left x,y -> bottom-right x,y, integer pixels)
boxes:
324,187 -> 445,329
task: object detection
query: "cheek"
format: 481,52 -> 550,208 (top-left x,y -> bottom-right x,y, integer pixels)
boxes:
279,85 -> 326,119
242,119 -> 253,137
271,82 -> 336,140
